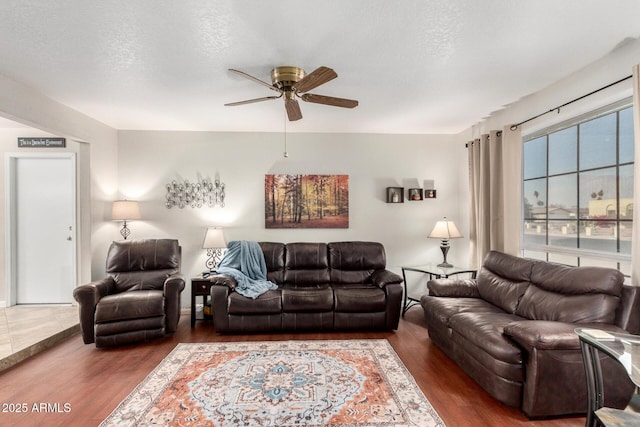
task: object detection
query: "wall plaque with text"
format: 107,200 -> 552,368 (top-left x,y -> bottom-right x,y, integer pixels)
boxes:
18,137 -> 66,148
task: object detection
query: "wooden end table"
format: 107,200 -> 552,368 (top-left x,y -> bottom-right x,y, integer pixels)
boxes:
191,275 -> 213,327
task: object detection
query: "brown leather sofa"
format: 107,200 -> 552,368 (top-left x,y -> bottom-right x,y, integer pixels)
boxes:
73,239 -> 185,347
420,250 -> 640,418
210,241 -> 403,332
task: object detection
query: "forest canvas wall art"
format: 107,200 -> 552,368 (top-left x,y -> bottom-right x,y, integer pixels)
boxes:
265,174 -> 349,229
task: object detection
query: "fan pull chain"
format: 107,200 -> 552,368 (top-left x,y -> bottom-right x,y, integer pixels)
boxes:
283,110 -> 289,158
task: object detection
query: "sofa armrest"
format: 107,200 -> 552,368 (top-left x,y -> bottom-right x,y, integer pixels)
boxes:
371,269 -> 403,288
503,320 -> 628,352
72,277 -> 116,344
73,277 -> 115,304
211,278 -> 232,331
164,273 -> 186,295
617,285 -> 640,334
163,274 -> 185,333
427,278 -> 480,298
504,321 -> 580,351
210,273 -> 237,291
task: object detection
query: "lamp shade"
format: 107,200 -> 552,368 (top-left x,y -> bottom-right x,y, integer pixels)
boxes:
203,227 -> 227,249
428,218 -> 463,240
111,200 -> 141,221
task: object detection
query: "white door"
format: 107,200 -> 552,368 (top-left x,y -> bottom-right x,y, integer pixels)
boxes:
10,154 -> 76,304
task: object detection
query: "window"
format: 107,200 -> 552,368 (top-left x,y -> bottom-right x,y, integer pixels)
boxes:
522,103 -> 634,276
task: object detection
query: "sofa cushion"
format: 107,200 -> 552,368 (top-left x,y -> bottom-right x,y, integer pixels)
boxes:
428,278 -> 480,298
110,270 -> 175,293
515,286 -> 621,324
107,239 -> 180,272
107,239 -> 180,292
283,243 -> 330,286
476,269 -> 530,314
451,327 -> 525,383
259,242 -> 285,284
483,250 -> 536,282
228,289 -> 282,314
530,261 -> 624,296
333,284 -> 386,312
515,262 -> 624,324
328,241 -> 385,284
95,290 -> 165,323
282,285 -> 333,312
449,311 -> 524,364
475,251 -> 535,314
421,295 -> 504,327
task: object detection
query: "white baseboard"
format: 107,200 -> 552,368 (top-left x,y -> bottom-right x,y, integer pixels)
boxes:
0,300 -> 6,308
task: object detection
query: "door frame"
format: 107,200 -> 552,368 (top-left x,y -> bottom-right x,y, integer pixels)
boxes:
4,152 -> 78,306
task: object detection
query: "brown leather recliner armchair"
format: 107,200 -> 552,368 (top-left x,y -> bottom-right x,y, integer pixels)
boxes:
73,239 -> 185,347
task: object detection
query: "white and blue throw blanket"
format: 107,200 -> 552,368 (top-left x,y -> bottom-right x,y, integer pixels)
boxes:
217,240 -> 277,299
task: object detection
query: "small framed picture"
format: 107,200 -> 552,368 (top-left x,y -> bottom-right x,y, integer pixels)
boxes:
425,189 -> 437,199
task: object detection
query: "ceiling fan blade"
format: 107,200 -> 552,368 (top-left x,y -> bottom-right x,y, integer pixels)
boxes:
292,66 -> 337,93
300,93 -> 359,108
285,98 -> 303,121
228,69 -> 280,93
224,95 -> 281,106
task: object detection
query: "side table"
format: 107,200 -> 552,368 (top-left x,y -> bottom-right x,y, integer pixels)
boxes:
576,328 -> 640,427
401,264 -> 477,316
191,275 -> 213,327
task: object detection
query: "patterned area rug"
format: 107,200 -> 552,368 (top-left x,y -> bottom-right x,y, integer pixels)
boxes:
101,339 -> 445,426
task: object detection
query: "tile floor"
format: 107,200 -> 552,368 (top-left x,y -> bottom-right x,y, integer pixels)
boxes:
0,305 -> 79,372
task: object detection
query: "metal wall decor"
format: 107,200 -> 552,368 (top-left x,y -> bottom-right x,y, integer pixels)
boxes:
165,178 -> 225,209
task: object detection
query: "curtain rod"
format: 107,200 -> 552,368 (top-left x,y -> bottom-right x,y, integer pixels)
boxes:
509,75 -> 632,131
465,130 -> 501,148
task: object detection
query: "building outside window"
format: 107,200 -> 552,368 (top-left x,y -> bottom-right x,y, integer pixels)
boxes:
522,102 -> 634,278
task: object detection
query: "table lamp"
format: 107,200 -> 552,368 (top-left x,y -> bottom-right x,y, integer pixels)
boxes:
111,200 -> 141,240
428,217 -> 463,268
203,227 -> 227,273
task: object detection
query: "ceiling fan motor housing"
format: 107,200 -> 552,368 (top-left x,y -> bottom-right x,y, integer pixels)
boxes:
271,66 -> 305,89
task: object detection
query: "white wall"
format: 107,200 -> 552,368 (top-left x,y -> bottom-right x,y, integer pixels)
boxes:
117,130 -> 469,306
469,37 -> 640,138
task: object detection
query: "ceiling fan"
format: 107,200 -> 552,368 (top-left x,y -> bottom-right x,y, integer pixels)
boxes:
224,66 -> 358,121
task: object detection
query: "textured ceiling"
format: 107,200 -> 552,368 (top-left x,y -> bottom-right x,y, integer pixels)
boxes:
0,0 -> 639,134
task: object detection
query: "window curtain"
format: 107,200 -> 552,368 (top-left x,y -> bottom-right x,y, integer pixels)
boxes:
632,64 -> 640,285
468,126 -> 522,268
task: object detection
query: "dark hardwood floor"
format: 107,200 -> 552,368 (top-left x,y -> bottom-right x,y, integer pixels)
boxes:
0,308 -> 585,427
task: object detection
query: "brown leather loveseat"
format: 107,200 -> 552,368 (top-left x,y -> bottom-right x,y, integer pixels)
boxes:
420,250 -> 640,418
210,241 -> 403,333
